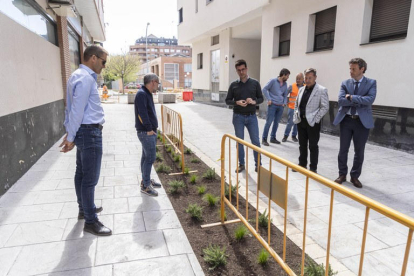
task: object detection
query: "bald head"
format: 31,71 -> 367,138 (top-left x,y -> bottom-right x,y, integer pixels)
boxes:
296,73 -> 304,86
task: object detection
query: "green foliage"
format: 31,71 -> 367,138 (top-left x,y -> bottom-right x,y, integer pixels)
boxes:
217,209 -> 227,221
258,209 -> 272,228
155,146 -> 160,152
189,174 -> 197,184
197,185 -> 206,195
166,146 -> 172,153
203,168 -> 216,180
203,193 -> 219,206
234,225 -> 248,241
173,155 -> 181,163
168,180 -> 185,194
157,134 -> 162,141
184,167 -> 190,175
185,148 -> 192,154
257,249 -> 270,266
225,183 -> 240,199
186,203 -> 203,221
156,164 -> 171,174
304,258 -> 338,276
155,152 -> 163,162
102,53 -> 141,91
203,244 -> 228,270
190,157 -> 200,163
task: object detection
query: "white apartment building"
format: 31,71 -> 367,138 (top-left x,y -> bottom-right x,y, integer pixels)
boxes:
177,0 -> 414,152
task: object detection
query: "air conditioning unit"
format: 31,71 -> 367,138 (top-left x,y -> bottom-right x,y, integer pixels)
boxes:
48,0 -> 74,5
48,0 -> 75,17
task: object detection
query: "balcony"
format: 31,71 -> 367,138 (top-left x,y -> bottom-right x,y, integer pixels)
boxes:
74,0 -> 105,41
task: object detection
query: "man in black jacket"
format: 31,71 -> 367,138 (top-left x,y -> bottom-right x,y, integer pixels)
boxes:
135,73 -> 162,196
225,59 -> 264,172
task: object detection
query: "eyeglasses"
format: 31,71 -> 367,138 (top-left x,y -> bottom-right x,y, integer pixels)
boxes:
96,55 -> 107,65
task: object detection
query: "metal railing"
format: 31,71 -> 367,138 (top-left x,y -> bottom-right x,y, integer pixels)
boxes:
203,134 -> 414,276
160,105 -> 185,174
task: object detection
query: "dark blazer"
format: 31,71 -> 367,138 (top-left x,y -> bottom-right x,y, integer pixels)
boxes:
333,77 -> 377,129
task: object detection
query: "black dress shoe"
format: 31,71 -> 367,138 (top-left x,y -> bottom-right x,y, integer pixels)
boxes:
235,165 -> 245,173
262,139 -> 269,146
78,206 -> 103,220
292,136 -> 298,142
282,136 -> 288,142
334,175 -> 346,184
350,177 -> 363,188
270,138 -> 281,144
84,220 -> 112,236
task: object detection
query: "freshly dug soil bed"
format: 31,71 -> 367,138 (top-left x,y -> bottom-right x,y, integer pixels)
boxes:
156,139 -> 312,275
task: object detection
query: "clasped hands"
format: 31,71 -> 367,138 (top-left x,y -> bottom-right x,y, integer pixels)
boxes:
236,98 -> 256,107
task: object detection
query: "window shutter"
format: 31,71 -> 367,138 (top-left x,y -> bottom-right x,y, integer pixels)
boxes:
315,6 -> 337,35
279,22 -> 291,42
370,0 -> 412,41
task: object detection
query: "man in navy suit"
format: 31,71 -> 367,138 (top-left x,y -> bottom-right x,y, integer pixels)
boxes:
333,58 -> 377,188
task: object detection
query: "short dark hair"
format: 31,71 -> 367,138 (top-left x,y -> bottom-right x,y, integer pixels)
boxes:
279,68 -> 291,77
84,45 -> 108,62
235,59 -> 247,68
349,58 -> 367,73
304,68 -> 317,76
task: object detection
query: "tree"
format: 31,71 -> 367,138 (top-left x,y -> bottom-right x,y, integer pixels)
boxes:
102,52 -> 140,93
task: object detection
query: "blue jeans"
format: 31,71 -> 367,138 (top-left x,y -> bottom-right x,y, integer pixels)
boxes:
232,113 -> 261,167
137,131 -> 157,188
284,108 -> 298,137
262,105 -> 284,140
74,126 -> 102,224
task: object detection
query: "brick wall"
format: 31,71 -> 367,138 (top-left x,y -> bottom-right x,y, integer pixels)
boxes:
56,16 -> 71,105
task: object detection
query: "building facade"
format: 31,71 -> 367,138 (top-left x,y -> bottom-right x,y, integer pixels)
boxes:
0,0 -> 106,195
137,55 -> 192,89
177,0 -> 414,152
129,34 -> 192,64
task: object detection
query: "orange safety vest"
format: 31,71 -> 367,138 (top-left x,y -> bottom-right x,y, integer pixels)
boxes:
288,83 -> 301,109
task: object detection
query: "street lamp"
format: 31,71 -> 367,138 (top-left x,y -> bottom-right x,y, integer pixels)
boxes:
145,22 -> 150,74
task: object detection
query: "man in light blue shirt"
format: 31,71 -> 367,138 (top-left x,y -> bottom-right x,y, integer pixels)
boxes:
262,68 -> 290,145
60,45 -> 111,236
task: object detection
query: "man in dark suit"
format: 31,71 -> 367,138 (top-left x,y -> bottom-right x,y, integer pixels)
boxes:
333,58 -> 377,188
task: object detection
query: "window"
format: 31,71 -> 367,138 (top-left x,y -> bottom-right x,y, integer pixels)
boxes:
279,22 -> 291,56
211,35 -> 219,46
314,6 -> 337,51
370,0 -> 412,42
184,64 -> 192,72
0,0 -> 57,45
197,53 -> 203,69
165,49 -> 170,53
68,26 -> 80,73
176,49 -> 181,53
179,8 -> 183,23
164,63 -> 179,83
195,0 -> 198,13
185,78 -> 192,88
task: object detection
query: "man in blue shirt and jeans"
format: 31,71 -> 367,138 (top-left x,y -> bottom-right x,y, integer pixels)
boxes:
135,73 -> 162,196
60,45 -> 111,236
261,68 -> 290,145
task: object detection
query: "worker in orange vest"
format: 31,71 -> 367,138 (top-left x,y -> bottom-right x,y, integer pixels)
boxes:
282,73 -> 304,142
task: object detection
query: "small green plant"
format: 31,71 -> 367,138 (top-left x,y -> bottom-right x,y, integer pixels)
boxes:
197,185 -> 206,195
186,203 -> 203,221
171,152 -> 175,158
258,209 -> 272,228
168,180 -> 185,194
189,174 -> 197,184
234,225 -> 248,241
166,146 -> 172,153
184,167 -> 190,175
225,183 -> 240,198
203,168 -> 216,180
203,244 -> 228,270
217,209 -> 227,221
157,133 -> 162,140
257,249 -> 270,266
156,164 -> 172,174
304,258 -> 337,276
155,152 -> 163,162
190,157 -> 200,163
185,148 -> 192,154
203,193 -> 219,206
173,155 -> 180,163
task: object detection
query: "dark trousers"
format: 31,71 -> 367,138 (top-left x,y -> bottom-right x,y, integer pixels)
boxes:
338,116 -> 370,178
297,118 -> 321,171
74,126 -> 102,224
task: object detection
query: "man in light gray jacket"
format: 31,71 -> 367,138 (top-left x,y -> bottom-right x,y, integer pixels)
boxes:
293,68 -> 329,173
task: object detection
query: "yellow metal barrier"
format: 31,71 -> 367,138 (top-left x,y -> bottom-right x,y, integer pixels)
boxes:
160,105 -> 185,174
203,134 -> 414,276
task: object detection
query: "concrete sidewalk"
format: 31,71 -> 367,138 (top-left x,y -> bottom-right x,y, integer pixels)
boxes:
0,98 -> 203,276
157,102 -> 414,276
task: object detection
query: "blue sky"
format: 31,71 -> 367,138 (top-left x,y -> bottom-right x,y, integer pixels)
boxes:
103,0 -> 178,54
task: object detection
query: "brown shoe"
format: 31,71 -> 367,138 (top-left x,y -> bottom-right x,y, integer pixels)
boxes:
334,175 -> 346,184
350,177 -> 363,188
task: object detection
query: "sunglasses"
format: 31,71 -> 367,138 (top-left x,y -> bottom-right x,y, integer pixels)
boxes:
96,55 -> 107,65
